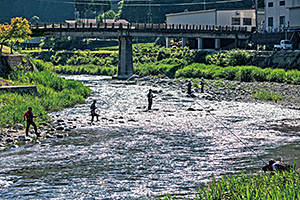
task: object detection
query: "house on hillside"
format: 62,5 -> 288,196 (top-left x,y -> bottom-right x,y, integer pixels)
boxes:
265,0 -> 300,32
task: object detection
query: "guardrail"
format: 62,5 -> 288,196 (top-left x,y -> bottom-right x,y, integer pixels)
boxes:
30,22 -> 253,33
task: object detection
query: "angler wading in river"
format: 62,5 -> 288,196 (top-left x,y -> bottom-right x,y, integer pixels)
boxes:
90,99 -> 99,122
23,106 -> 40,137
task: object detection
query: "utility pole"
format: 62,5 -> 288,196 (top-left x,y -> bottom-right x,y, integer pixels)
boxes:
148,0 -> 152,24
204,0 -> 206,10
255,0 -> 258,31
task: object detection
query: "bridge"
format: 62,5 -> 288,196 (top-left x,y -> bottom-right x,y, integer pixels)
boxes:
31,22 -> 253,79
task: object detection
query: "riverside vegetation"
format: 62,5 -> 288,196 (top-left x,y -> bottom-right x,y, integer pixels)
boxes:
162,167 -> 300,200
0,60 -> 91,127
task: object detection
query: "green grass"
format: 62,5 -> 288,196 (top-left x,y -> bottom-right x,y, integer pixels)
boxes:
0,62 -> 91,127
252,88 -> 283,102
161,169 -> 300,199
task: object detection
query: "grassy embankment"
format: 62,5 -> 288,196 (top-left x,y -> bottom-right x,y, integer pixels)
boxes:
0,59 -> 91,127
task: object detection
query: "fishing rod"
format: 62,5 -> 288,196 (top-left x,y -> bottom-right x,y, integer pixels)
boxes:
152,67 -> 269,166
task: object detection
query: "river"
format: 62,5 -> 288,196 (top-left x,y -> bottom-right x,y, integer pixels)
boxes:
1,75 -> 300,199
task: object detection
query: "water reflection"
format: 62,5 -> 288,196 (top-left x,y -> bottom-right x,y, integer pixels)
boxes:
1,75 -> 300,199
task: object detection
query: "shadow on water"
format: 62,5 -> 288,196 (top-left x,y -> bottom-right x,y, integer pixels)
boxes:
1,75 -> 300,199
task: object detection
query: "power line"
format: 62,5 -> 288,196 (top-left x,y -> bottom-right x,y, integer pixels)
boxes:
33,0 -> 243,6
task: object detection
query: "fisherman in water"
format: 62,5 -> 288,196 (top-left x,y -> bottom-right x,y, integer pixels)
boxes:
147,89 -> 155,110
90,99 -> 99,122
23,106 -> 40,137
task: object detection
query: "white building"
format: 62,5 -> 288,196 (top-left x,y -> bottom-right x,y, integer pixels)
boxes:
166,9 -> 265,30
265,0 -> 300,32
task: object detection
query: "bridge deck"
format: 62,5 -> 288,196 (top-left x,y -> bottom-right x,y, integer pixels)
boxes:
31,23 -> 253,39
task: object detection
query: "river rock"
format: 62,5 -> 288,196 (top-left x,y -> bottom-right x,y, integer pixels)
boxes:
46,134 -> 56,139
57,119 -> 64,123
10,144 -> 18,148
7,129 -> 17,133
54,134 -> 64,138
56,126 -> 64,131
187,107 -> 196,111
17,136 -> 31,142
14,124 -> 24,130
6,138 -> 14,143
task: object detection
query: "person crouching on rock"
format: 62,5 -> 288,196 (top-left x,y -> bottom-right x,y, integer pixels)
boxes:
262,159 -> 291,174
90,100 -> 99,122
23,106 -> 40,137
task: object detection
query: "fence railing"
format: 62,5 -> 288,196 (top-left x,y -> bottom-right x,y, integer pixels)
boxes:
30,22 -> 253,33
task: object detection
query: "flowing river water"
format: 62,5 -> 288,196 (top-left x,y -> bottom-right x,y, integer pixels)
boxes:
1,75 -> 300,199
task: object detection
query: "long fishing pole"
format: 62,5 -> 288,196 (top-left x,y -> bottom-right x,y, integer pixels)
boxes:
153,67 -> 269,166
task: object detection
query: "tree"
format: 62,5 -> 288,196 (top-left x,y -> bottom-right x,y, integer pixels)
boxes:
0,17 -> 31,54
104,10 -> 116,19
0,23 -> 12,53
75,0 -> 90,18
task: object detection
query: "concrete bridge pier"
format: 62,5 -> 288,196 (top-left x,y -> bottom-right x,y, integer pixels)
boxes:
117,36 -> 133,79
182,38 -> 186,48
166,37 -> 171,48
215,38 -> 221,50
197,38 -> 203,49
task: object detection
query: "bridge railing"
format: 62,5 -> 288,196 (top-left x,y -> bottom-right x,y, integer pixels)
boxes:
30,23 -> 252,33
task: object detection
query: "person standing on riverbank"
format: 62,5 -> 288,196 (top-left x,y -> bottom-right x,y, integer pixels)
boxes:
147,89 -> 154,110
187,81 -> 192,95
23,106 -> 40,137
200,77 -> 205,93
90,100 -> 99,122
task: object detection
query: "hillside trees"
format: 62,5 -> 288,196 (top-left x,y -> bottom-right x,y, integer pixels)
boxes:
0,17 -> 31,54
75,0 -> 112,18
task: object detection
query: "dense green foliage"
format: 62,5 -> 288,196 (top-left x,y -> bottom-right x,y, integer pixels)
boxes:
0,60 -> 91,127
26,43 -> 300,85
75,0 -> 111,19
206,49 -> 255,67
175,64 -> 300,84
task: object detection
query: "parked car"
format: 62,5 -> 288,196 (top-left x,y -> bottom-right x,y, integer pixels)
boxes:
274,40 -> 293,51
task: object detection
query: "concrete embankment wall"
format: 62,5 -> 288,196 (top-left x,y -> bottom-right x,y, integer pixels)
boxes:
251,51 -> 300,70
0,85 -> 38,96
0,54 -> 37,77
0,54 -> 38,95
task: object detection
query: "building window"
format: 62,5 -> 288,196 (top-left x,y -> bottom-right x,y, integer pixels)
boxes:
268,17 -> 273,27
243,18 -> 252,25
232,18 -> 240,25
280,1 -> 285,6
280,16 -> 285,25
268,2 -> 273,7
